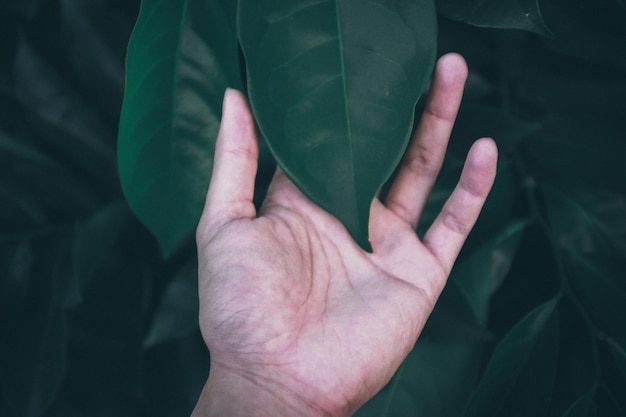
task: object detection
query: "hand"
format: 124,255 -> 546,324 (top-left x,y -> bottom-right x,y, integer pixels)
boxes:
193,53 -> 498,417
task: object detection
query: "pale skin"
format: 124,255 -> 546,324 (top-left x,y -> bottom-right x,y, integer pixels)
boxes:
193,53 -> 498,417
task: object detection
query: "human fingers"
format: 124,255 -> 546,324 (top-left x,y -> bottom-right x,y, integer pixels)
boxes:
201,89 -> 258,227
384,53 -> 468,229
422,138 -> 498,274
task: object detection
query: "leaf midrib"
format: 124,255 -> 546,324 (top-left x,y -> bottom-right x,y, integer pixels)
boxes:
333,0 -> 359,225
166,0 -> 191,224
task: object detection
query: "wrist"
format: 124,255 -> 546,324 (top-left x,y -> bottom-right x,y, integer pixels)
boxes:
191,362 -> 343,417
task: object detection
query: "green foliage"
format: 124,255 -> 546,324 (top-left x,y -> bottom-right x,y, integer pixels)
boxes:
464,299 -> 560,416
238,0 -> 437,250
118,0 -> 241,255
436,0 -> 553,36
1,0 -> 625,416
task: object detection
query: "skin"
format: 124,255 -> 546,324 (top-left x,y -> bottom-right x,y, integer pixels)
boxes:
192,53 -> 498,417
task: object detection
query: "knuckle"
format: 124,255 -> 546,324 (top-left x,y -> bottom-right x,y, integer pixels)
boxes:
440,206 -> 471,235
402,144 -> 438,179
222,144 -> 256,161
385,200 -> 411,221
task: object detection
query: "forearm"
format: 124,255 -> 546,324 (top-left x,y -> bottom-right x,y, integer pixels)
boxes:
191,364 -> 341,417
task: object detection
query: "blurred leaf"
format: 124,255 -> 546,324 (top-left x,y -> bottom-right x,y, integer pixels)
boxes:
0,183 -> 48,227
0,241 -> 67,417
424,279 -> 495,343
0,128 -> 62,171
0,308 -> 66,417
0,16 -> 16,96
523,116 -> 626,193
565,254 -> 626,339
51,238 -> 80,310
239,0 -> 437,250
59,0 -> 138,123
142,333 -> 209,417
407,341 -> 485,417
0,126 -> 104,229
451,219 -> 527,324
540,0 -> 626,69
118,0 -> 241,256
601,336 -> 626,414
516,51 -> 626,117
545,300 -> 596,417
0,241 -> 33,333
13,33 -> 117,186
71,201 -> 133,306
450,103 -> 541,156
357,339 -> 486,417
0,0 -> 42,20
436,0 -> 553,36
561,390 -> 597,417
519,58 -> 626,191
464,299 -> 560,417
144,257 -> 199,348
541,183 -> 626,256
596,385 -> 626,416
606,337 -> 626,382
412,341 -> 490,417
46,230 -> 158,417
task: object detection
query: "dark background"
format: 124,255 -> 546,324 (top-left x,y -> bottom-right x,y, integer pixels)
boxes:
1,0 -> 625,416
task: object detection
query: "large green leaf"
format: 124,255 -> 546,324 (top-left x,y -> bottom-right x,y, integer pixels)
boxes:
118,0 -> 241,256
238,0 -> 437,250
464,299 -> 560,417
436,0 -> 553,37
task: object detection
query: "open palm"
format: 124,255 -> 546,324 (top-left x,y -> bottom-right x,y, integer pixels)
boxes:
194,54 -> 497,417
